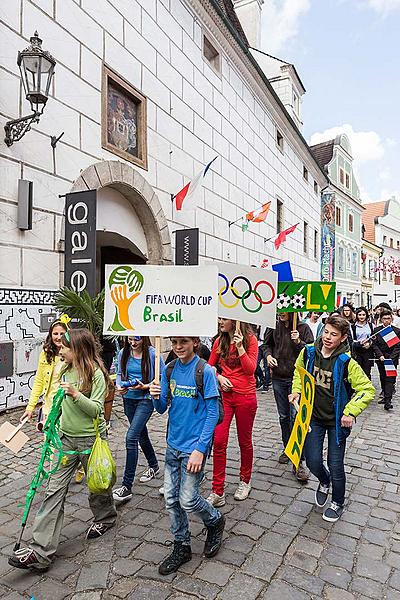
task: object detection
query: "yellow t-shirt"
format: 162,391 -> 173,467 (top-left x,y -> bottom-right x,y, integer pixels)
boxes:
42,355 -> 63,418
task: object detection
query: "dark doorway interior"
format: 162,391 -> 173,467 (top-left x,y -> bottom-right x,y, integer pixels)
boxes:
99,245 -> 147,290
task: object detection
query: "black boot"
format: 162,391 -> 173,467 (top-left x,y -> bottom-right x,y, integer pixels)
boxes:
158,541 -> 192,575
203,514 -> 226,558
384,402 -> 394,411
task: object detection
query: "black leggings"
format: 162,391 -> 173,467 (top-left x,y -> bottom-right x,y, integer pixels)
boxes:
353,351 -> 373,379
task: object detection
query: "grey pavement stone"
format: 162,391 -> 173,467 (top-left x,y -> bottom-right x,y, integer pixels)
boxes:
328,533 -> 357,552
278,565 -> 325,596
135,563 -> 177,583
259,531 -> 294,555
389,570 -> 400,591
285,551 -> 318,574
356,556 -> 391,583
324,586 -> 355,600
47,558 -> 80,581
112,557 -> 144,576
173,573 -> 220,599
218,572 -> 265,600
126,582 -> 171,600
222,534 -> 256,554
28,577 -> 72,600
322,546 -> 354,572
76,561 -> 110,591
242,549 -> 282,581
104,578 -> 137,598
259,579 -> 311,599
351,576 -> 384,598
0,569 -> 43,592
195,560 -> 234,586
230,521 -> 264,540
319,565 -> 352,589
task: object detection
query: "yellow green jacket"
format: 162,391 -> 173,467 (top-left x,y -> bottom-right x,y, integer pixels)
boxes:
27,350 -> 58,413
292,344 -> 375,444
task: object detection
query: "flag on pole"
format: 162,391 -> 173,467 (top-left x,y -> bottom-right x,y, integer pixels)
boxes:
379,325 -> 400,348
173,156 -> 217,211
274,223 -> 299,250
384,359 -> 398,377
246,201 -> 271,223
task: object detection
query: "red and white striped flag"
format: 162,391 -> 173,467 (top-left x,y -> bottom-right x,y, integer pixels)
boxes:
173,157 -> 217,211
384,359 -> 397,377
274,223 -> 299,250
246,201 -> 271,223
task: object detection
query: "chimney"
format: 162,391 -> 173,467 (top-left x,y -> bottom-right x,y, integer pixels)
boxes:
233,0 -> 264,48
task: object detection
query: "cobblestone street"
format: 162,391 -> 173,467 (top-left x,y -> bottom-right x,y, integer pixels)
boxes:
0,378 -> 399,600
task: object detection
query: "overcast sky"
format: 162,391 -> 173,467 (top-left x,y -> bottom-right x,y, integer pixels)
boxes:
259,0 -> 399,203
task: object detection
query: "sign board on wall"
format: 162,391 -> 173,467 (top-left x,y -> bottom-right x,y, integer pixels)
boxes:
103,265 -> 218,336
64,190 -> 97,297
175,228 -> 199,265
321,192 -> 335,282
214,262 -> 278,327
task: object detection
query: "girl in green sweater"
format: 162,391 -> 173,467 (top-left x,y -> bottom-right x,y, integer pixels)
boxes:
9,329 -> 117,571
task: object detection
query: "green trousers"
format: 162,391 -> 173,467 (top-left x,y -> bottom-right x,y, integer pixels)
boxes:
30,434 -> 117,565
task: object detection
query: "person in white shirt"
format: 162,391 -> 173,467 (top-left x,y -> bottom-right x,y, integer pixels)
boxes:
304,312 -> 324,341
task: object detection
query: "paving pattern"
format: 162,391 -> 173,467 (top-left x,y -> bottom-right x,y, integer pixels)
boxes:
0,375 -> 399,599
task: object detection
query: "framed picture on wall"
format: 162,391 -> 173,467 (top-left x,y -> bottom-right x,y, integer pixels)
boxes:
102,65 -> 148,169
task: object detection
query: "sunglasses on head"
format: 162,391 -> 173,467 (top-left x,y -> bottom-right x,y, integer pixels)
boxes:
130,336 -> 142,341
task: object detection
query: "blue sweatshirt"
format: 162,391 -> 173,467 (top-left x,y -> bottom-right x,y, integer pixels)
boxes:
152,355 -> 219,455
117,346 -> 165,400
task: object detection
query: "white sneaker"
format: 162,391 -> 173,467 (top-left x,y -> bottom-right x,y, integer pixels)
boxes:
139,467 -> 160,483
207,492 -> 226,507
234,481 -> 251,501
159,486 -> 164,495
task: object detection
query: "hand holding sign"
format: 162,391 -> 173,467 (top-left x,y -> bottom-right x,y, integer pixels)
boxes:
285,367 -> 315,469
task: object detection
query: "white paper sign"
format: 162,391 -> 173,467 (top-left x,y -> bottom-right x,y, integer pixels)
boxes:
214,261 -> 278,327
103,265 -> 219,336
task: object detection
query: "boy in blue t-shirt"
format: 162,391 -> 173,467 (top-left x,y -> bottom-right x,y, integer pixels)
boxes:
150,336 -> 225,575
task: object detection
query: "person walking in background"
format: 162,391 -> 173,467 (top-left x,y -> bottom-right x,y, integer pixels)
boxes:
303,312 -> 324,341
207,319 -> 258,505
351,307 -> 375,379
341,304 -> 356,324
373,310 -> 400,411
113,336 -> 164,503
263,312 -> 314,482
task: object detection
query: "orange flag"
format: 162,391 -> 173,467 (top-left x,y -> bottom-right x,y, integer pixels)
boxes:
246,201 -> 271,223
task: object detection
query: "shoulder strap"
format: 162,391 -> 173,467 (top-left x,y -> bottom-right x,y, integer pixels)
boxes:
165,359 -> 178,403
194,358 -> 207,398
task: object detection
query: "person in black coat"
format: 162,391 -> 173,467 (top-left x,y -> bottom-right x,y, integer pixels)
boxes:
351,307 -> 374,379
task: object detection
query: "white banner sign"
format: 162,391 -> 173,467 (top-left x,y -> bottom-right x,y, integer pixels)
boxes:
215,262 -> 278,327
103,265 -> 218,336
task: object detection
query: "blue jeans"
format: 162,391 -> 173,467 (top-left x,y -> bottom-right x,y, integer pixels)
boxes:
272,378 -> 297,447
304,418 -> 346,506
164,445 -> 221,545
122,398 -> 158,489
256,347 -> 270,389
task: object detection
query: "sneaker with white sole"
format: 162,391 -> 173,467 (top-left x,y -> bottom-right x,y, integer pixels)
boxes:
322,502 -> 344,522
315,483 -> 330,508
112,485 -> 133,502
139,467 -> 160,483
159,486 -> 164,495
86,522 -> 114,539
207,491 -> 226,507
8,547 -> 48,571
234,481 -> 251,501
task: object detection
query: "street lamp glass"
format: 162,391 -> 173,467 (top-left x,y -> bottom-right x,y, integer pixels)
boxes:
17,32 -> 56,113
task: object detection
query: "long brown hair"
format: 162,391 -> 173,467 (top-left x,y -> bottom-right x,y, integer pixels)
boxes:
120,337 -> 152,384
61,328 -> 112,394
217,320 -> 253,360
43,320 -> 68,364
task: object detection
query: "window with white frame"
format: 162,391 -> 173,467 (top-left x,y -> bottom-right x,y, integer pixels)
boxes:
314,229 -> 318,259
303,166 -> 308,181
303,221 -> 309,255
314,181 -> 318,195
276,129 -> 284,152
351,250 -> 358,275
348,212 -> 354,233
338,246 -> 345,272
293,89 -> 299,114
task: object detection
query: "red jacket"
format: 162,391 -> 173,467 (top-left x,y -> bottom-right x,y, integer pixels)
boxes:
208,334 -> 258,394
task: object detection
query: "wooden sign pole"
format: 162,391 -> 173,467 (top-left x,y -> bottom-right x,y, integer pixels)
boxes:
154,336 -> 161,384
292,313 -> 298,332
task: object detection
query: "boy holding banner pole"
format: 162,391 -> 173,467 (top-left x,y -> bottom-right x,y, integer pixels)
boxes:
289,315 -> 375,522
150,336 -> 224,575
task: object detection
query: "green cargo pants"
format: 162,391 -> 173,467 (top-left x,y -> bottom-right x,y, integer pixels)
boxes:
30,434 -> 117,565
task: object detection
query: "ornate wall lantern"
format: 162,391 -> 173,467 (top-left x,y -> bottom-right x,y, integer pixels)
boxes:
4,32 -> 56,147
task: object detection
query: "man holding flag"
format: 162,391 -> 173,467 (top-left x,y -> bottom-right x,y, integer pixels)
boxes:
372,310 -> 400,411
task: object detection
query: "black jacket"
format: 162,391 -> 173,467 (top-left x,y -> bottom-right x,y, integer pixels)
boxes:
372,325 -> 400,363
262,319 -> 314,379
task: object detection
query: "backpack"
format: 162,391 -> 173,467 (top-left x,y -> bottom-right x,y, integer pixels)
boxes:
304,345 -> 354,400
165,358 -> 224,425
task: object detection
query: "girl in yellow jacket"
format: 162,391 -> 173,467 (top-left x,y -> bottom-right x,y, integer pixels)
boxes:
21,319 -> 68,424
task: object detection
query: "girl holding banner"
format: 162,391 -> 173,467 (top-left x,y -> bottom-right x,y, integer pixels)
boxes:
289,315 -> 375,523
207,319 -> 258,506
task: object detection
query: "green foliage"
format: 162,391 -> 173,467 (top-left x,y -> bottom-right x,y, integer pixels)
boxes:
54,287 -> 105,337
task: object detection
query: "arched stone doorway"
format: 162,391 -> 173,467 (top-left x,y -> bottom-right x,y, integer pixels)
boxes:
71,160 -> 172,292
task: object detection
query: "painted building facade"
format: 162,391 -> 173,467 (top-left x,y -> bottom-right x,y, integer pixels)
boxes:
361,238 -> 382,308
310,134 -> 363,306
363,198 -> 400,306
0,0 -> 327,410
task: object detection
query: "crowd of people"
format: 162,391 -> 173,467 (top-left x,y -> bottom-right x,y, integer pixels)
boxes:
8,301 -> 399,575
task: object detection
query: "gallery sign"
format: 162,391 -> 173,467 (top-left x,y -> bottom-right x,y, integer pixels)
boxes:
103,265 -> 218,336
175,228 -> 199,265
64,190 -> 97,297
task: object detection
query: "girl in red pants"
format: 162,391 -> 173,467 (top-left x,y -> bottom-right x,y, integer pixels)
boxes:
207,319 -> 258,505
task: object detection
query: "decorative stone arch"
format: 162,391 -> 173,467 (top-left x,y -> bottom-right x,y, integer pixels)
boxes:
71,160 -> 172,265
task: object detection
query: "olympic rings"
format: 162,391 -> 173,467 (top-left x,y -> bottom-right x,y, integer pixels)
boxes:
218,273 -> 276,313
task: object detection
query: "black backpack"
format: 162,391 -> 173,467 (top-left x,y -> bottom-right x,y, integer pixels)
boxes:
165,358 -> 224,425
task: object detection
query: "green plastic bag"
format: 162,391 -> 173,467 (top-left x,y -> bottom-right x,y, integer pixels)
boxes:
87,418 -> 116,494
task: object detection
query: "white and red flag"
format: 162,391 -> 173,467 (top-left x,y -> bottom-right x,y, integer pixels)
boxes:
384,359 -> 398,377
246,201 -> 271,223
274,223 -> 299,250
379,326 -> 400,348
173,156 -> 217,211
